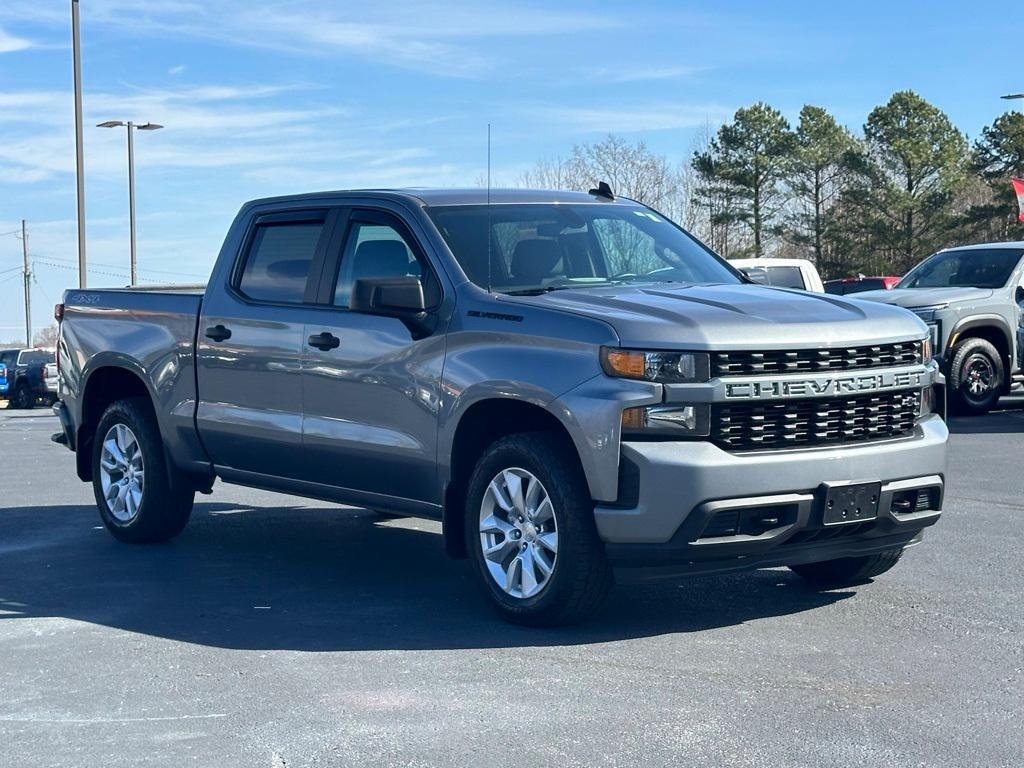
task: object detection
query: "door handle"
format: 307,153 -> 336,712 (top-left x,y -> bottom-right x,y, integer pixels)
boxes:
308,331 -> 341,351
205,324 -> 232,342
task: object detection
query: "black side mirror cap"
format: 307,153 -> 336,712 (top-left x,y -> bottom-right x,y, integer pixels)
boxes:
351,276 -> 427,318
1016,284 -> 1024,304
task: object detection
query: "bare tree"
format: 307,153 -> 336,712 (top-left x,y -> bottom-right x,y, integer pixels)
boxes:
519,135 -> 678,208
33,325 -> 59,348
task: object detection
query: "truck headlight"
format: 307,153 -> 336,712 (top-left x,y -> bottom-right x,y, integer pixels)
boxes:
600,348 -> 710,383
621,405 -> 711,437
919,335 -> 933,365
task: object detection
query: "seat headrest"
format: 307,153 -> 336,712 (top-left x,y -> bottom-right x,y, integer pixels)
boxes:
352,240 -> 410,281
265,259 -> 311,280
511,239 -> 562,283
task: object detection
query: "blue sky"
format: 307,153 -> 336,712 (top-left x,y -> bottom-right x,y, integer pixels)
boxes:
0,0 -> 1020,340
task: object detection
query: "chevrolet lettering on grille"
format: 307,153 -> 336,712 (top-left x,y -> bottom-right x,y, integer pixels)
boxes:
724,370 -> 925,399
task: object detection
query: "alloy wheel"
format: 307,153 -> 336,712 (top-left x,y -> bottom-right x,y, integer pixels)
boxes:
963,353 -> 995,400
479,467 -> 558,599
99,423 -> 145,523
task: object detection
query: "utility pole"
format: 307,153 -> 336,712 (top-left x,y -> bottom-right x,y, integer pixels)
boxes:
22,219 -> 31,348
71,0 -> 87,288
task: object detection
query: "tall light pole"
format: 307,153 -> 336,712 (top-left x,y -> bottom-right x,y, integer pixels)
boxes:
22,220 -> 31,348
1001,93 -> 1024,111
97,120 -> 163,286
71,0 -> 87,288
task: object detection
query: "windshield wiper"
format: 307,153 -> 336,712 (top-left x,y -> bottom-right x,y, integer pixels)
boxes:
503,286 -> 577,296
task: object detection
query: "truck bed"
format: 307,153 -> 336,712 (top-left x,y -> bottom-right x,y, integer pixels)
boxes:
59,287 -> 207,476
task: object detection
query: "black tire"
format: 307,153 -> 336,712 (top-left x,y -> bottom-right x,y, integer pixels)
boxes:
949,337 -> 1003,415
789,547 -> 903,586
465,431 -> 612,626
91,397 -> 194,543
11,384 -> 33,409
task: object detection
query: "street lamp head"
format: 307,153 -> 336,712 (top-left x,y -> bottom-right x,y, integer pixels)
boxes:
96,120 -> 125,128
1000,94 -> 1024,100
137,123 -> 164,131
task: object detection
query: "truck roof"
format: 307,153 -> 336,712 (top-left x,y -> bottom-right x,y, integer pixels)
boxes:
245,187 -> 641,209
939,241 -> 1024,252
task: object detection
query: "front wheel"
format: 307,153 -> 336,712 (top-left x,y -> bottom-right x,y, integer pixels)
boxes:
788,548 -> 903,586
465,432 -> 612,626
92,397 -> 194,543
949,337 -> 1003,415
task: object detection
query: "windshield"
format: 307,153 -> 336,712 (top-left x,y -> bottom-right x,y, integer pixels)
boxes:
427,203 -> 741,294
900,248 -> 1024,289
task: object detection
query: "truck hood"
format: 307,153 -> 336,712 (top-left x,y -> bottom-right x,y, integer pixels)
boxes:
500,283 -> 927,349
851,286 -> 994,309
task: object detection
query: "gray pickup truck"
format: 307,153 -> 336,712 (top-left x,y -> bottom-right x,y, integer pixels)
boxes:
53,188 -> 948,625
856,242 -> 1024,414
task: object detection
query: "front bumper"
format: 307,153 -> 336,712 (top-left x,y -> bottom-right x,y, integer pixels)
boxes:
596,414 -> 947,579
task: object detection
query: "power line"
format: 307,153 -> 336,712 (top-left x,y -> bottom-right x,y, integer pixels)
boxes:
32,253 -> 207,279
32,259 -> 173,286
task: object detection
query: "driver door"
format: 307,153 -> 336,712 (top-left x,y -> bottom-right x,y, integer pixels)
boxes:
299,208 -> 448,508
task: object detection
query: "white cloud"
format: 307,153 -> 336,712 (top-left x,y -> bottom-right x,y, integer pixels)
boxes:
0,24 -> 31,53
530,103 -> 731,134
0,1 -> 623,77
608,65 -> 703,83
168,64 -> 186,75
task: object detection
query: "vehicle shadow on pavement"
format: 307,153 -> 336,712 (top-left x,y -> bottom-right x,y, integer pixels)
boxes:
946,403 -> 1024,435
0,502 -> 853,650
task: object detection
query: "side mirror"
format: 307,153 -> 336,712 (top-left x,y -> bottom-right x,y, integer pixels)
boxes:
1016,284 -> 1024,305
741,267 -> 770,285
351,276 -> 426,318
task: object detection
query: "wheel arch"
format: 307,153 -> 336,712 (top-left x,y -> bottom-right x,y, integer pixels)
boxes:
75,363 -> 154,482
947,316 -> 1013,389
441,396 -> 585,560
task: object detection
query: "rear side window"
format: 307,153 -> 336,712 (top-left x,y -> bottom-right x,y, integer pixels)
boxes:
238,220 -> 325,303
764,266 -> 806,289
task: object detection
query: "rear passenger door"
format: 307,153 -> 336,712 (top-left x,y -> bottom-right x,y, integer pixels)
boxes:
299,208 -> 448,508
196,209 -> 338,478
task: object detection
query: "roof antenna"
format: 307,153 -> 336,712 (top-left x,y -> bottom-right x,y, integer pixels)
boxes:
589,180 -> 615,200
486,123 -> 493,293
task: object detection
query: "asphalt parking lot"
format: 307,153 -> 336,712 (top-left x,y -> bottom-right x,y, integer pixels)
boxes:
1,402 -> 1022,767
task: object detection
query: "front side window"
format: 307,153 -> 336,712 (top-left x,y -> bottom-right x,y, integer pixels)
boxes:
333,220 -> 430,308
427,203 -> 740,295
901,248 -> 1024,290
237,220 -> 325,303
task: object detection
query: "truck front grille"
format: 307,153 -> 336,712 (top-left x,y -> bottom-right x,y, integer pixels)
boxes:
711,390 -> 921,450
711,342 -> 919,377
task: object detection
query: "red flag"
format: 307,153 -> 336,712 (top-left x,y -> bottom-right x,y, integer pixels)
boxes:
1013,177 -> 1024,222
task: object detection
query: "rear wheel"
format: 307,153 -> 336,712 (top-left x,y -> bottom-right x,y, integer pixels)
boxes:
11,384 -> 33,409
465,432 -> 612,626
788,548 -> 903,586
92,397 -> 194,543
949,337 -> 1003,415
